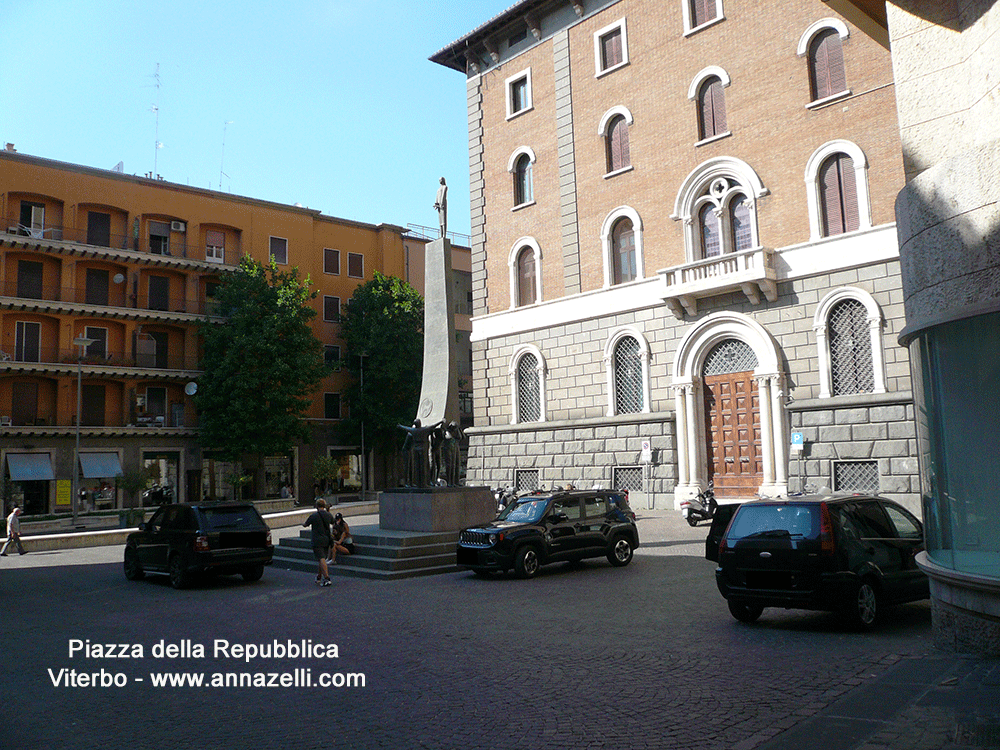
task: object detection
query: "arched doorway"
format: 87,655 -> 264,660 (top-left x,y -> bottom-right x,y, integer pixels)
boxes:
702,339 -> 762,498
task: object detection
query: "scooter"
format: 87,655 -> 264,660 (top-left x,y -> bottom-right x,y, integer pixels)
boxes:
494,486 -> 517,514
681,481 -> 717,527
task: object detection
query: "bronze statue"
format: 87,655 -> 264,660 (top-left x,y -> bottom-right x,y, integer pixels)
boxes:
434,177 -> 448,238
399,419 -> 442,487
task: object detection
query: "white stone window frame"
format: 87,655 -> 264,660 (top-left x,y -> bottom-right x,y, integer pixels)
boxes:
688,66 -> 732,146
813,286 -> 886,398
505,68 -> 533,120
804,139 -> 872,242
600,206 -> 644,288
507,236 -> 543,309
508,343 -> 547,425
672,157 -> 767,263
603,326 -> 652,417
594,18 -> 629,78
598,105 -> 635,178
797,19 -> 851,108
683,0 -> 725,36
507,146 -> 537,210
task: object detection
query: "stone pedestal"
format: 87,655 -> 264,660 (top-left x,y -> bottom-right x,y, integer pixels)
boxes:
380,486 -> 495,532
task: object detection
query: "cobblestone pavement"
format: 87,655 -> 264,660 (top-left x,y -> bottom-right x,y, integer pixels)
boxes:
1,508 -> 995,750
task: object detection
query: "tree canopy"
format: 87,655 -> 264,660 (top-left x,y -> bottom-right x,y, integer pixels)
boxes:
338,271 -> 424,454
195,256 -> 327,460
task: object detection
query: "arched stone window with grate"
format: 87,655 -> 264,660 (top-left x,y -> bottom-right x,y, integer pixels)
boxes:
829,298 -> 874,395
516,352 -> 542,422
614,336 -> 644,414
703,338 -> 758,376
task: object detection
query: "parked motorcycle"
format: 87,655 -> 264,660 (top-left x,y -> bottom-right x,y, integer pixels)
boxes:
681,481 -> 717,527
494,486 -> 517,514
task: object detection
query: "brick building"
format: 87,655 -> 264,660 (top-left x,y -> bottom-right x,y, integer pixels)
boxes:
432,0 -> 921,511
0,148 -> 413,514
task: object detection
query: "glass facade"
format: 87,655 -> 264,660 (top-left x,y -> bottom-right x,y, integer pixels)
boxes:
909,311 -> 1000,579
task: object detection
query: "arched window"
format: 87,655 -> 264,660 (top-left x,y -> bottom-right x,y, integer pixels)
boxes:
829,298 -> 874,396
730,195 -> 753,251
509,345 -> 546,424
606,115 -> 630,173
614,336 -> 644,414
808,28 -> 847,101
698,76 -> 727,140
612,217 -> 637,284
692,178 -> 755,259
699,204 -> 721,258
513,153 -> 533,207
516,246 -> 536,307
818,153 -> 859,237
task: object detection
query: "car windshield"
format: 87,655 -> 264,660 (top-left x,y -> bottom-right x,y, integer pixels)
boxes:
200,507 -> 264,531
498,499 -> 550,524
727,504 -> 819,542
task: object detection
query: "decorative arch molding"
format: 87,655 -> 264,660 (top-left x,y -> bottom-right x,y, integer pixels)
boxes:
602,325 -> 652,417
600,205 -> 644,288
508,343 -> 547,424
797,18 -> 850,57
507,236 -> 543,309
507,145 -> 537,172
804,139 -> 872,240
672,156 -> 768,221
687,65 -> 731,100
671,312 -> 788,502
812,286 -> 887,398
597,105 -> 634,136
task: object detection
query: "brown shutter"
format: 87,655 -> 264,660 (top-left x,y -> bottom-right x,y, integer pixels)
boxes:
148,275 -> 169,311
699,78 -> 724,139
712,79 -> 726,134
840,155 -> 859,232
826,33 -> 847,95
809,32 -> 830,100
819,156 -> 844,236
693,0 -> 716,27
609,116 -> 630,171
206,230 -> 225,247
11,381 -> 38,425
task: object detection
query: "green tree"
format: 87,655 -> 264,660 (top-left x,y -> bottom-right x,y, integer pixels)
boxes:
195,256 -> 327,461
338,271 -> 424,456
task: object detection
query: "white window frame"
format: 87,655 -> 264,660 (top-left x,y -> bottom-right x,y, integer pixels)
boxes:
507,237 -> 543,309
347,251 -> 364,279
598,105 -> 635,177
506,68 -> 533,120
682,0 -> 725,36
324,248 -> 341,275
600,206 -> 644,288
269,236 -> 288,265
205,230 -> 225,263
603,326 -> 652,417
688,66 -> 732,145
323,295 -> 341,323
804,140 -> 872,241
508,344 -> 547,425
507,146 -> 536,209
813,287 -> 886,398
797,19 -> 851,107
594,18 -> 629,78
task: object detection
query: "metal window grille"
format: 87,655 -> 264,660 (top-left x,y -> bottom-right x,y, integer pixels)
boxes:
614,337 -> 644,414
515,469 -> 539,492
833,461 -> 879,494
829,299 -> 874,395
516,353 -> 541,422
613,466 -> 643,492
703,339 -> 758,376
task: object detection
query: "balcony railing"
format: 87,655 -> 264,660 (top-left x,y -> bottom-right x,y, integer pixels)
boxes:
0,344 -> 201,371
2,280 -> 222,316
2,220 -> 236,263
659,246 -> 778,318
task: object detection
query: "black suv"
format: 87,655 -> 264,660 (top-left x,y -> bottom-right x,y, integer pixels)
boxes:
124,502 -> 274,589
456,489 -> 640,578
709,494 -> 928,629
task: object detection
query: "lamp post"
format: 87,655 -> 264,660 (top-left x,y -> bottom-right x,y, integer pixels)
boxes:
72,335 -> 95,526
359,353 -> 367,502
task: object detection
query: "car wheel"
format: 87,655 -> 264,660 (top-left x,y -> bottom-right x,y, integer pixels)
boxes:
728,600 -> 764,623
123,547 -> 145,581
241,564 -> 265,583
607,536 -> 634,567
513,546 -> 540,579
686,515 -> 699,527
168,556 -> 190,590
845,579 -> 880,630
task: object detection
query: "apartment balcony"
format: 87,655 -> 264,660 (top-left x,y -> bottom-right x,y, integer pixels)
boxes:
1,281 -> 222,320
0,345 -> 201,379
658,247 -> 778,318
0,420 -> 199,438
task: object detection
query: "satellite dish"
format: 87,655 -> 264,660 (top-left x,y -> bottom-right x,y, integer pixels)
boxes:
113,273 -> 126,284
184,382 -> 198,396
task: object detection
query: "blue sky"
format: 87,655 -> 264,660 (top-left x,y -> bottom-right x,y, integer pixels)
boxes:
2,1 -> 513,237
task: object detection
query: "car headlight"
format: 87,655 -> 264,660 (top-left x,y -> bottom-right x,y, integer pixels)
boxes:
488,532 -> 504,545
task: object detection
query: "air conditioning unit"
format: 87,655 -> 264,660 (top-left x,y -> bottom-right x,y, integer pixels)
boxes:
135,395 -> 146,409
170,221 -> 186,232
0,416 -> 11,427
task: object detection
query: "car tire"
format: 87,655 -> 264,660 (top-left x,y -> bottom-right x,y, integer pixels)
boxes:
728,600 -> 764,623
168,555 -> 190,590
686,515 -> 699,527
123,547 -> 145,581
513,546 -> 540,579
241,564 -> 265,583
607,536 -> 634,567
844,578 -> 880,631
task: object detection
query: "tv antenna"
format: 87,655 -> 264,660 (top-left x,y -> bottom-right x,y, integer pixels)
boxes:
219,120 -> 234,191
150,63 -> 163,177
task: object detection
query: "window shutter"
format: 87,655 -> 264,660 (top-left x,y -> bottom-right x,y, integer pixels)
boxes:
692,0 -> 716,27
206,230 -> 225,247
840,155 -> 859,232
699,78 -> 724,139
711,79 -> 727,134
819,155 -> 845,236
826,33 -> 847,95
810,30 -> 846,100
602,29 -> 622,69
608,116 -> 630,172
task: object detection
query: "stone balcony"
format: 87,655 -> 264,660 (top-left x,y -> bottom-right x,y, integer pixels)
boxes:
659,246 -> 778,318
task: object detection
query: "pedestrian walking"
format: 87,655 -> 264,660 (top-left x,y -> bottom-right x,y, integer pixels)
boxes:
302,499 -> 334,586
1,507 -> 25,556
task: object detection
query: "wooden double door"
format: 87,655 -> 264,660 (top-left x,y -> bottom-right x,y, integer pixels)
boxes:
704,371 -> 763,499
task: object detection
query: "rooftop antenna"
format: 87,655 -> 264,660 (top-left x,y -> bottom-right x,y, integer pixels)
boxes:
150,63 -> 163,177
219,120 -> 233,191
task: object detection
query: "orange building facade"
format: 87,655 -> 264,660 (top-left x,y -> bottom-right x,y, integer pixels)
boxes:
0,148 -> 410,515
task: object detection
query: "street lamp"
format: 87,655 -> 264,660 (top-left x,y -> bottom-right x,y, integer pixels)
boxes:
72,335 -> 95,526
359,353 -> 367,502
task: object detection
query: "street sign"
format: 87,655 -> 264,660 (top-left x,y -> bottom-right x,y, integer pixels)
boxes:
790,432 -> 804,453
640,439 -> 652,464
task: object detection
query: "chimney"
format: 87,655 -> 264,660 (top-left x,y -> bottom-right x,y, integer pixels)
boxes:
4,143 -> 15,152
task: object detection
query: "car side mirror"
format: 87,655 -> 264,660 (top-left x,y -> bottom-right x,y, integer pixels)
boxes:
137,522 -> 146,531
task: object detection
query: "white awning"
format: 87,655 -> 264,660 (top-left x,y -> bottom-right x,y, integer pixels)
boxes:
79,452 -> 123,479
6,453 -> 55,481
